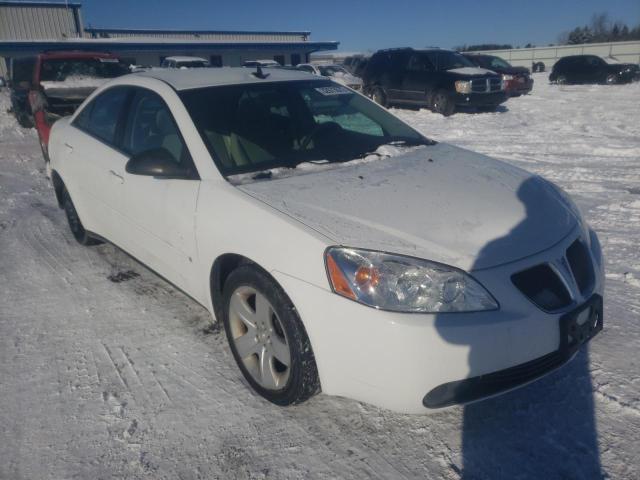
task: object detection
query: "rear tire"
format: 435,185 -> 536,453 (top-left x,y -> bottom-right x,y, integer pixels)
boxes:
555,75 -> 567,85
222,265 -> 320,406
62,188 -> 100,246
431,90 -> 455,116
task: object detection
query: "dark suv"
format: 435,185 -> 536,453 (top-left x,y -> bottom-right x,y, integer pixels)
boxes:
463,53 -> 533,96
549,55 -> 640,85
362,48 -> 507,115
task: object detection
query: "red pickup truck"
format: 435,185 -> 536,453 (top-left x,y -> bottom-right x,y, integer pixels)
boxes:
20,51 -> 129,162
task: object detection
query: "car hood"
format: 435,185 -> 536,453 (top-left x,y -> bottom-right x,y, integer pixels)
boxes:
497,66 -> 530,75
237,144 -> 580,271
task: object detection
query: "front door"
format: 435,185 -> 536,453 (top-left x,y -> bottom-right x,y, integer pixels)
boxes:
118,88 -> 201,294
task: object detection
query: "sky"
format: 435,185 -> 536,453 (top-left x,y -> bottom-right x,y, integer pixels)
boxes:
73,0 -> 640,51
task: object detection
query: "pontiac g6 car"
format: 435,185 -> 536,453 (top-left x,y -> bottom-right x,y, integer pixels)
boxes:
48,68 -> 604,413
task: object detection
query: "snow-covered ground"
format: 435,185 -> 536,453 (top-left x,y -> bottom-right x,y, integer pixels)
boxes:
1,73 -> 639,479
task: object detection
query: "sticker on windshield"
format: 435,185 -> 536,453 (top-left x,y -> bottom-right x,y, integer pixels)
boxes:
314,86 -> 352,96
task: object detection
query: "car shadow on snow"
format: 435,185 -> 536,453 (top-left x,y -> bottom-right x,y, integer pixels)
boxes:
435,177 -> 603,479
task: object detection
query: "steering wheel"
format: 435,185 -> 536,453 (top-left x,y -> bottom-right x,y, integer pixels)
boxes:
299,122 -> 342,151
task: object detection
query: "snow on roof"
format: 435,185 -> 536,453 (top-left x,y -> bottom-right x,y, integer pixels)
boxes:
164,56 -> 208,62
134,66 -> 322,90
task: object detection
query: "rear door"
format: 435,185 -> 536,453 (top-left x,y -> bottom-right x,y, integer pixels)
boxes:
401,53 -> 437,104
64,86 -> 132,239
118,87 -> 201,293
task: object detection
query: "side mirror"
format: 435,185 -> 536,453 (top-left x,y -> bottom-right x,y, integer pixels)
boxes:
125,148 -> 192,179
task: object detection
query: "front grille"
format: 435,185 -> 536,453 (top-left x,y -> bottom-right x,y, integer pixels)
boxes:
512,238 -> 595,311
471,77 -> 503,93
566,240 -> 594,294
488,77 -> 502,91
512,264 -> 572,311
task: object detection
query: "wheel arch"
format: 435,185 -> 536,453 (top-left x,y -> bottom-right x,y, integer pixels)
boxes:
210,253 -> 271,321
51,169 -> 65,208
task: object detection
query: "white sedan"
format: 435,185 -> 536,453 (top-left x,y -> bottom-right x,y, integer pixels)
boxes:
48,68 -> 604,413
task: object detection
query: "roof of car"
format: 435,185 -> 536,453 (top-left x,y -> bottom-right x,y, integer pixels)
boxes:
133,66 -> 322,90
164,56 -> 208,62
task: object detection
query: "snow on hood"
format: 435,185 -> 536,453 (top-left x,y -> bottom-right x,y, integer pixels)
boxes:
237,143 -> 580,271
448,67 -> 497,76
41,75 -> 110,91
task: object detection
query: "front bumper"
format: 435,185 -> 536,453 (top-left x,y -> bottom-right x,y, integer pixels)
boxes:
506,77 -> 534,96
454,91 -> 508,107
273,226 -> 604,414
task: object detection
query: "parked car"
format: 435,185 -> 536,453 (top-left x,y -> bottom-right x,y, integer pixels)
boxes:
342,55 -> 370,77
362,48 -> 507,115
549,55 -> 640,85
463,53 -> 533,96
295,63 -> 362,90
48,68 -> 603,413
22,51 -> 129,162
161,56 -> 210,69
7,56 -> 37,127
242,60 -> 281,68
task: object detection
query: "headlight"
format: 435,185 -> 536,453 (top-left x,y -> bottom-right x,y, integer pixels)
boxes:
502,74 -> 514,81
454,80 -> 472,94
325,247 -> 498,313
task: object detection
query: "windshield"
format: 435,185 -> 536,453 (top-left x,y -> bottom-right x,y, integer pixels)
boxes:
319,65 -> 348,76
180,80 -> 430,175
603,56 -> 622,65
40,58 -> 129,82
474,55 -> 511,69
439,51 -> 475,70
176,61 -> 209,68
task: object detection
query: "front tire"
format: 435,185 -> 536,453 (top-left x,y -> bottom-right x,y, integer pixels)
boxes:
555,75 -> 568,85
431,90 -> 455,116
62,188 -> 100,246
222,265 -> 320,406
605,74 -> 618,85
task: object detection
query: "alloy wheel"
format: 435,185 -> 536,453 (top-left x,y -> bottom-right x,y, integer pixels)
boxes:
228,286 -> 291,390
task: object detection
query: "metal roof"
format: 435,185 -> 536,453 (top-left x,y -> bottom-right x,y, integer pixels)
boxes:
84,27 -> 312,37
0,39 -> 339,55
0,1 -> 81,7
134,66 -> 322,91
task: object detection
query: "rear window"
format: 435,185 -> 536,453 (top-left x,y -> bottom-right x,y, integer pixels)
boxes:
40,58 -> 129,82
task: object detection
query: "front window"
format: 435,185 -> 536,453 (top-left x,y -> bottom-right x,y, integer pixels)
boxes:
437,52 -> 475,71
180,80 -> 430,175
40,58 -> 129,82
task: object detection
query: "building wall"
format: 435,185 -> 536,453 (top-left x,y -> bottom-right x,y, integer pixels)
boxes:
84,29 -> 309,43
0,3 -> 82,40
476,41 -> 640,69
0,2 -> 83,76
118,50 -> 308,68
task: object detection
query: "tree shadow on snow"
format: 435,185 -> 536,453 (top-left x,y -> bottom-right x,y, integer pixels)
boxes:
434,177 -> 603,479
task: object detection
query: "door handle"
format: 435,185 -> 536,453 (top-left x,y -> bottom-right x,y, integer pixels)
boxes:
64,142 -> 74,153
109,170 -> 124,183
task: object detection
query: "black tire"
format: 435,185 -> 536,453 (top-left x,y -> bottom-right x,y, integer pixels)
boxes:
555,75 -> 567,85
371,86 -> 388,107
605,74 -> 618,85
62,188 -> 100,246
431,90 -> 455,116
222,265 -> 320,406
